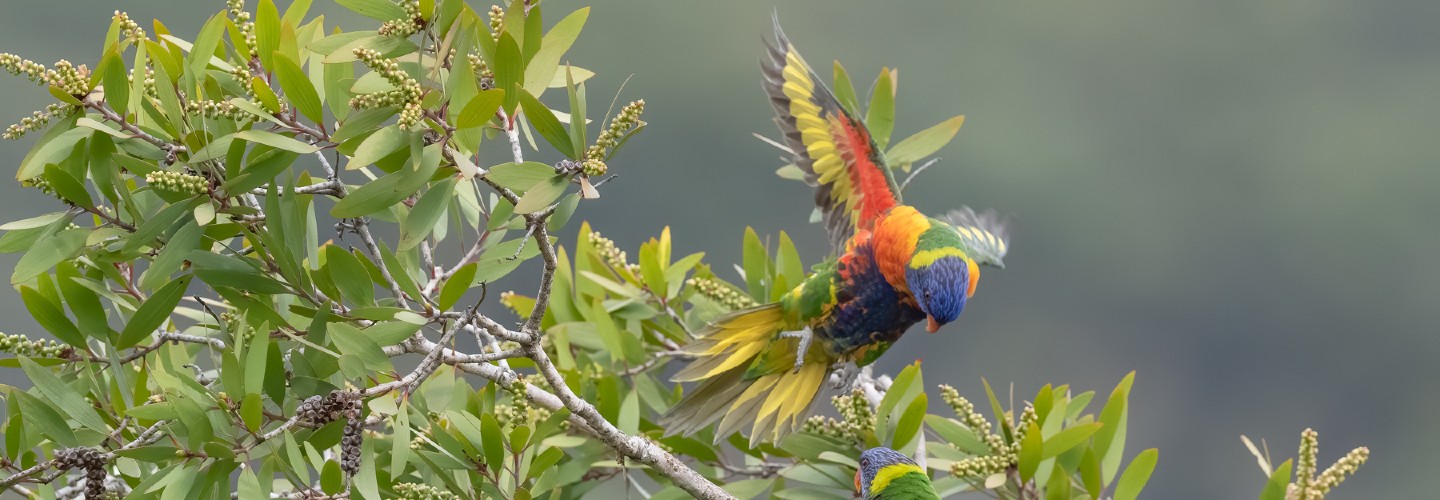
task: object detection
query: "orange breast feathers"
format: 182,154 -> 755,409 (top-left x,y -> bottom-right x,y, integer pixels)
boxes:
870,206 -> 930,299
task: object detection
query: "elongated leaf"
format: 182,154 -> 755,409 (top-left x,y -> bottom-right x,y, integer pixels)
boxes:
43,165 -> 92,208
1095,371 -> 1135,485
486,162 -> 556,191
336,0 -> 406,21
13,228 -> 88,284
274,53 -> 324,124
13,391 -> 77,447
1018,422 -> 1043,482
1041,422 -> 1103,459
457,90 -> 505,129
866,68 -> 896,150
20,286 -> 85,348
493,32 -> 523,113
887,115 -> 965,170
346,125 -> 408,170
20,357 -> 109,433
832,61 -> 860,116
523,7 -> 589,94
236,130 -> 322,153
1113,448 -> 1158,500
1259,459 -> 1294,500
519,89 -> 575,158
399,177 -> 457,250
118,275 -> 192,348
891,393 -> 927,450
512,174 -> 568,213
438,262 -> 476,310
325,245 -> 374,306
331,144 -> 441,217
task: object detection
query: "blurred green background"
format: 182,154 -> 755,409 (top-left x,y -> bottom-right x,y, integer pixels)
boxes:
2,1 -> 1437,498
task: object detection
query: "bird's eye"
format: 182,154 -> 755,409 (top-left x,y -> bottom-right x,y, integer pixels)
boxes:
924,290 -> 933,300
860,458 -> 869,468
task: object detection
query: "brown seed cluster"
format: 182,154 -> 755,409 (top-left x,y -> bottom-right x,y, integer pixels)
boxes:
55,447 -> 108,499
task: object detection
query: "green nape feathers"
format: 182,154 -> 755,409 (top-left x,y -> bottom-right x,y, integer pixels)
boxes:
856,447 -> 939,499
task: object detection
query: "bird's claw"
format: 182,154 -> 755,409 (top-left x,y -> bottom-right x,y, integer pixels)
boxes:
779,328 -> 814,374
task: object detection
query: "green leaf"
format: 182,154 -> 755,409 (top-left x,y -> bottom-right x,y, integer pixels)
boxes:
346,125 -> 409,170
336,0 -> 407,21
330,323 -> 393,374
19,357 -> 109,433
493,32 -> 524,113
243,319 -> 271,395
565,67 -> 587,160
1017,422 -> 1043,482
886,115 -> 965,169
12,391 -> 77,447
1041,422 -> 1103,459
20,286 -> 85,347
480,412 -> 505,470
391,404 -> 412,478
512,174 -> 568,213
865,68 -> 896,150
325,245 -> 375,306
437,262 -> 476,310
320,460 -> 343,495
13,228 -> 88,284
1259,459 -> 1294,500
457,90 -> 505,129
118,274 -> 192,348
741,227 -> 766,300
240,393 -> 264,432
331,143 -> 441,217
324,61 -> 354,121
890,393 -> 927,450
1079,448 -> 1103,498
1113,448 -> 1158,500
255,0 -> 282,69
399,176 -> 457,251
519,89 -> 576,158
1094,371 -> 1135,485
926,415 -> 990,455
832,61 -> 860,116
123,197 -> 202,253
274,53 -> 324,124
42,165 -> 92,208
486,162 -> 557,191
235,130 -> 322,153
523,7 -> 589,95
18,126 -> 87,181
100,45 -> 130,116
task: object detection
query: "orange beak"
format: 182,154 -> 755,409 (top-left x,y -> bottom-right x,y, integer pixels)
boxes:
926,315 -> 941,333
854,469 -> 863,493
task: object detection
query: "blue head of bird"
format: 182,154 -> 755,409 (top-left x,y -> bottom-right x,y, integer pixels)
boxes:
855,447 -> 919,498
905,224 -> 977,333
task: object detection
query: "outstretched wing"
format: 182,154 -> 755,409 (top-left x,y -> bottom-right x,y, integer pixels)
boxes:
944,206 -> 1012,268
763,17 -> 901,251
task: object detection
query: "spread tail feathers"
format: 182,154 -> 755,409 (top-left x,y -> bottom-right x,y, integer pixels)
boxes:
661,304 -> 830,446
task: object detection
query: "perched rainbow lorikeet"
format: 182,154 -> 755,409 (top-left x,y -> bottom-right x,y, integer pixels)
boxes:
855,447 -> 940,499
659,19 -> 1011,445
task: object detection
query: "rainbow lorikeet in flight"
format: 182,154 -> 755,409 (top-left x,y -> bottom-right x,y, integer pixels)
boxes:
855,447 -> 940,499
659,19 -> 1011,445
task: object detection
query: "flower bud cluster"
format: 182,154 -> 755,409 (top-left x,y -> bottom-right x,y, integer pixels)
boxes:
21,176 -> 54,195
950,453 -> 1014,479
801,389 -> 874,442
352,48 -> 425,129
379,0 -> 425,38
1011,405 -> 1038,444
1296,428 -> 1319,494
46,60 -> 91,97
227,0 -> 257,58
0,53 -> 47,84
55,447 -> 108,498
394,483 -> 460,500
146,170 -> 209,195
580,158 -> 607,177
465,53 -> 494,90
488,6 -> 505,41
0,332 -> 68,358
131,67 -> 158,99
685,277 -> 756,310
939,384 -> 1008,453
113,11 -> 146,42
587,231 -> 642,277
586,100 -> 645,161
4,103 -> 75,140
1311,447 -> 1369,497
187,99 -> 248,121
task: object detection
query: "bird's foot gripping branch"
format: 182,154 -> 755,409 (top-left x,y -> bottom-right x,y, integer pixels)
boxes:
0,1 -> 1368,499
